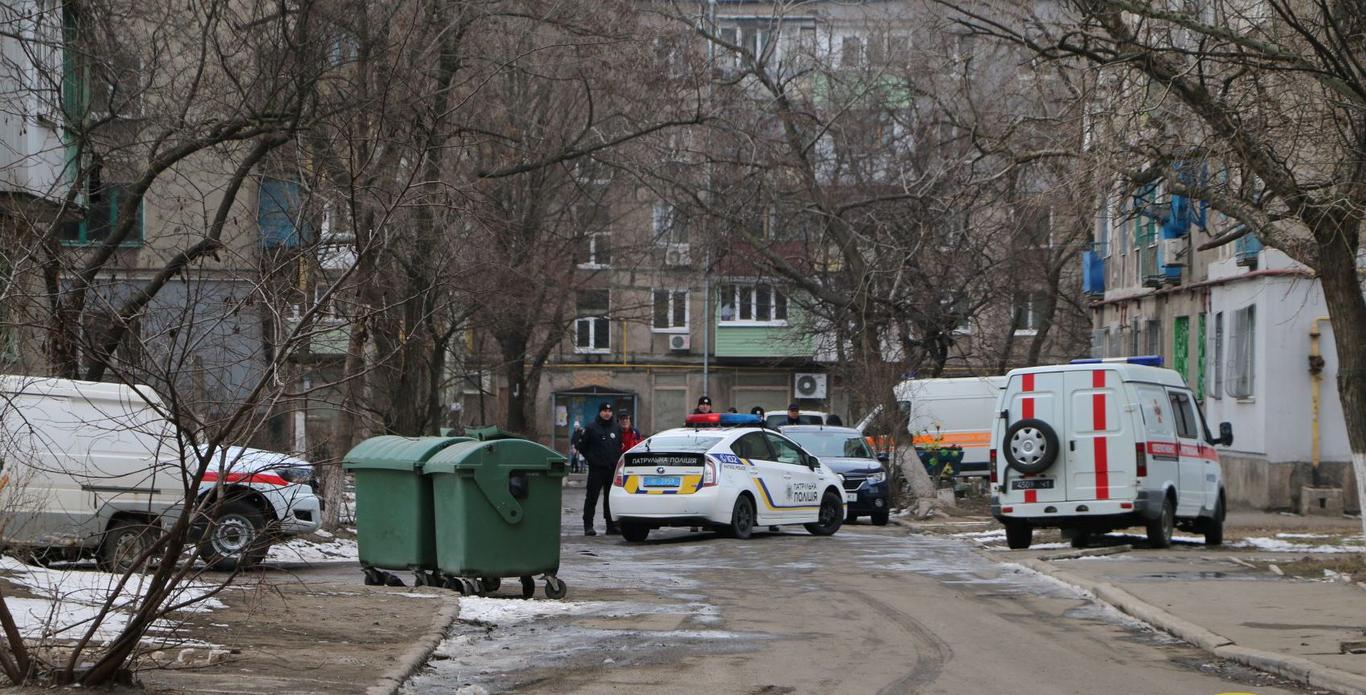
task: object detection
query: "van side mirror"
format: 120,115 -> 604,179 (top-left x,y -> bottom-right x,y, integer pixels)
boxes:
1218,422 -> 1233,447
807,455 -> 820,469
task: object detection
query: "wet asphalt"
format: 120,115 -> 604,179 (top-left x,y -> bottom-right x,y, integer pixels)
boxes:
394,485 -> 1321,695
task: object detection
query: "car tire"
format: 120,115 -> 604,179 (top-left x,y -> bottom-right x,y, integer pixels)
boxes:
871,510 -> 890,526
1204,497 -> 1224,546
804,490 -> 843,536
1146,495 -> 1175,549
1002,418 -> 1060,475
845,512 -> 859,524
1005,520 -> 1032,550
199,498 -> 271,571
621,524 -> 650,543
724,495 -> 756,540
98,519 -> 156,574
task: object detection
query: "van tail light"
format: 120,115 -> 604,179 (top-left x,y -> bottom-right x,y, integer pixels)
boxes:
1135,443 -> 1148,478
612,457 -> 626,487
701,459 -> 718,487
989,449 -> 998,484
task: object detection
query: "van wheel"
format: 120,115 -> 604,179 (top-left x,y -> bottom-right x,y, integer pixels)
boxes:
723,495 -> 756,540
1002,419 -> 1059,475
804,491 -> 844,536
1005,521 -> 1032,549
1069,532 -> 1091,549
1147,496 -> 1175,549
98,519 -> 155,574
199,499 -> 271,571
1204,498 -> 1225,546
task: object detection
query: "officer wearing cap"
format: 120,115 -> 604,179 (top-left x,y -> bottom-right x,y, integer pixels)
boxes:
579,401 -> 621,536
693,396 -> 713,414
784,402 -> 803,425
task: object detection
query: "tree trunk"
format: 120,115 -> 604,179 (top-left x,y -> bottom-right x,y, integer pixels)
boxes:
1313,219 -> 1366,544
324,316 -> 368,530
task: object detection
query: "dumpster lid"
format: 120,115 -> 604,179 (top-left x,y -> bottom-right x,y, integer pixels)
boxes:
464,425 -> 527,441
423,438 -> 567,474
342,435 -> 473,471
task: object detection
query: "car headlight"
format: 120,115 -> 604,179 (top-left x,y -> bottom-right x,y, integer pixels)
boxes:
866,471 -> 887,484
273,465 -> 315,485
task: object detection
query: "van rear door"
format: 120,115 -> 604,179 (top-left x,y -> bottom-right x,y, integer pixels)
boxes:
1002,371 -> 1067,504
1064,368 -> 1131,502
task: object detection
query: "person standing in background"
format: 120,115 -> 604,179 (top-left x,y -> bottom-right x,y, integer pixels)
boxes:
569,421 -> 584,474
578,402 -> 621,536
619,411 -> 642,452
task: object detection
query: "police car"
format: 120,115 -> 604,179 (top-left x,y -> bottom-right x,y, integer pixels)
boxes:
609,414 -> 846,542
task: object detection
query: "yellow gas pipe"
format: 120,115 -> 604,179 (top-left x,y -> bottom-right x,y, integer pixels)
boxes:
1309,316 -> 1330,477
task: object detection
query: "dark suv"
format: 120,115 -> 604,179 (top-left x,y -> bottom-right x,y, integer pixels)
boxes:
780,425 -> 891,526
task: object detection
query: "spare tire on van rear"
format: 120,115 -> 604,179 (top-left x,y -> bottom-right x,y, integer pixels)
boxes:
1002,419 -> 1059,475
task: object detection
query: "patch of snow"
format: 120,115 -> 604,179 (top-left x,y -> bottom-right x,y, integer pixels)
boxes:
266,536 -> 359,564
0,556 -> 225,645
1274,532 -> 1331,539
454,596 -> 595,626
951,529 -> 1006,539
1230,536 -> 1364,554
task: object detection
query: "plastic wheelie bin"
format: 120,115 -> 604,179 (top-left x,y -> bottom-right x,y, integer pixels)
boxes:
422,432 -> 567,599
343,435 -> 470,587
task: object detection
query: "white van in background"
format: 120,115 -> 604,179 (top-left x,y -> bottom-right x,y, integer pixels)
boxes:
0,376 -> 320,571
895,376 -> 1007,476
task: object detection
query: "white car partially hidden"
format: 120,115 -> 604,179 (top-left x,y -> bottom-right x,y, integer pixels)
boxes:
196,446 -> 322,569
609,413 -> 846,542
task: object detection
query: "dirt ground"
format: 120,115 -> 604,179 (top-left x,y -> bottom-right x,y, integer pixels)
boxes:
137,567 -> 456,695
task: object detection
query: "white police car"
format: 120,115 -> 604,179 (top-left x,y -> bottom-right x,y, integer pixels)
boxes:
609,413 -> 846,542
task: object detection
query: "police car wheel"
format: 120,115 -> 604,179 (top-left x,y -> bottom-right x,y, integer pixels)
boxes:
725,495 -> 756,539
804,491 -> 843,536
1002,418 -> 1059,475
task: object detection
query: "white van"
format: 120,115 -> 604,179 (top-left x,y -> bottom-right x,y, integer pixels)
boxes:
990,358 -> 1232,550
895,376 -> 1007,476
0,376 -> 320,571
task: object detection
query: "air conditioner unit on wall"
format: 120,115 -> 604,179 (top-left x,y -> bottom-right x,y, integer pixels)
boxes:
669,334 -> 691,351
794,373 -> 827,399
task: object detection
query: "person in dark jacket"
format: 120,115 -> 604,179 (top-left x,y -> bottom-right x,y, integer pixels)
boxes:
693,396 -> 713,414
784,402 -> 803,425
568,421 -> 585,473
619,411 -> 643,452
579,402 -> 621,536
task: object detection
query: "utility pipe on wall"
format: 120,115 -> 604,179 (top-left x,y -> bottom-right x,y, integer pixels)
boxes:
1308,316 -> 1330,483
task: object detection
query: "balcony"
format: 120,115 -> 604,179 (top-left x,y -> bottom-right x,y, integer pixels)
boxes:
1235,232 -> 1262,268
1082,249 -> 1104,298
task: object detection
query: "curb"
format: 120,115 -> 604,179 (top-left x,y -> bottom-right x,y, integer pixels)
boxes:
367,596 -> 461,695
1016,557 -> 1366,695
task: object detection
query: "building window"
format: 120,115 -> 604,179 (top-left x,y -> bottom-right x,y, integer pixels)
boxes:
652,290 -> 689,332
652,203 -> 688,245
1228,305 -> 1255,398
719,283 -> 787,325
577,232 -> 611,268
1012,291 -> 1045,334
574,290 -> 610,353
1211,311 -> 1223,399
259,177 -> 309,248
1145,318 -> 1162,356
61,179 -> 144,246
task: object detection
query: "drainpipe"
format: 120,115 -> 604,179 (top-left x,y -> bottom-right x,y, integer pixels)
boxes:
1308,316 -> 1330,486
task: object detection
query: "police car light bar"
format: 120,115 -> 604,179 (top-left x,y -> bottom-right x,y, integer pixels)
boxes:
1069,355 -> 1164,367
685,413 -> 763,427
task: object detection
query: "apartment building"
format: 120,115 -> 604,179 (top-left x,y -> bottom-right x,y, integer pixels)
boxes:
1085,189 -> 1359,513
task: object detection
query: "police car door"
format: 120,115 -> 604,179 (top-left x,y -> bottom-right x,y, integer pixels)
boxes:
1166,389 -> 1207,518
731,432 -> 790,523
765,432 -> 822,522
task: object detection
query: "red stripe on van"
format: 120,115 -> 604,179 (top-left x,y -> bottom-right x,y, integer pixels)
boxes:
1021,373 -> 1035,419
1092,370 -> 1110,500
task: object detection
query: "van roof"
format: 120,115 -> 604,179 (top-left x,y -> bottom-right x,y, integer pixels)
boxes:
1004,362 -> 1188,388
0,375 -> 162,404
894,375 -> 1007,401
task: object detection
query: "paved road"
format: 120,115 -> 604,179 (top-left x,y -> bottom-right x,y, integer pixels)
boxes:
402,486 -> 1317,695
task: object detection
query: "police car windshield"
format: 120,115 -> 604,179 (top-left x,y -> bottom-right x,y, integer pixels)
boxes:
644,434 -> 723,453
784,431 -> 874,459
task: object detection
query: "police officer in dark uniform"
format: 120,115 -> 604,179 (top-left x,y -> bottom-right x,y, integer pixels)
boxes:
693,396 -> 713,414
579,402 -> 621,536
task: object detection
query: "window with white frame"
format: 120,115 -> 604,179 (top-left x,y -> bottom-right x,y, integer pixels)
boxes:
1227,305 -> 1255,398
576,232 -> 611,268
651,203 -> 688,245
719,283 -> 788,325
574,290 -> 610,353
652,290 -> 689,332
1012,291 -> 1046,334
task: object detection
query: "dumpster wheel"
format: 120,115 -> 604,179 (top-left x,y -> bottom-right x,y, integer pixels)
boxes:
479,577 -> 501,593
520,576 -> 535,599
544,575 -> 567,600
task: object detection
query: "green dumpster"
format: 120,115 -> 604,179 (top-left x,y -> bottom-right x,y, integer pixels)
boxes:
423,437 -> 568,598
342,435 -> 470,586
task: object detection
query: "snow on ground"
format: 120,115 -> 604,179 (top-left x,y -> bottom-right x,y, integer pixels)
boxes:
453,596 -> 596,626
0,556 -> 225,644
1229,536 -> 1364,554
265,534 -> 359,564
